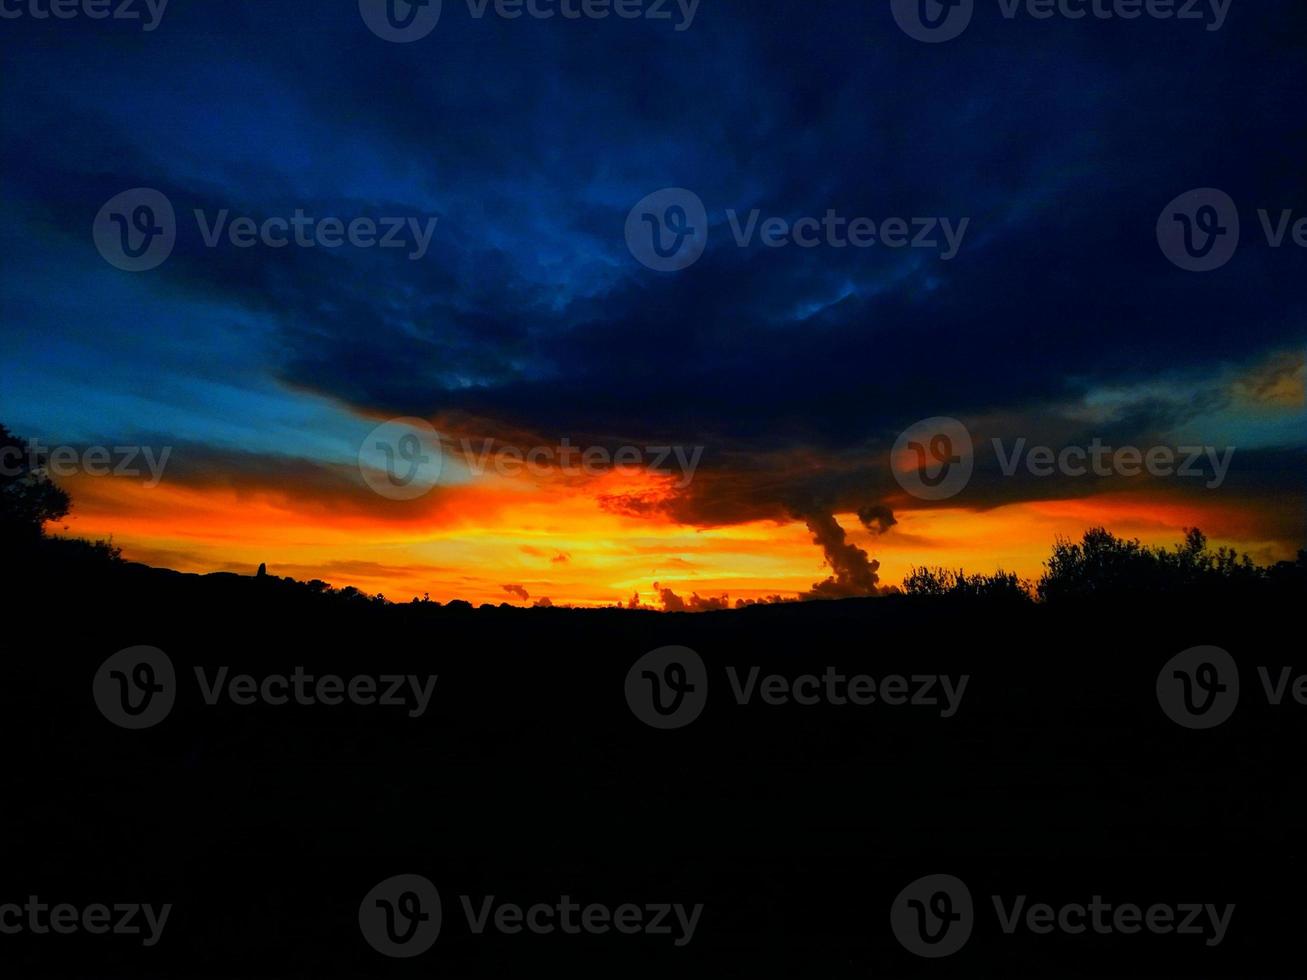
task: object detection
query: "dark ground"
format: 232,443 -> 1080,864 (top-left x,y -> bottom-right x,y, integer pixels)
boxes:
3,552 -> 1303,977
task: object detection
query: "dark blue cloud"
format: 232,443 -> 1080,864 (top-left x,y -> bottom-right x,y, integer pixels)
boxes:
1,0 -> 1304,527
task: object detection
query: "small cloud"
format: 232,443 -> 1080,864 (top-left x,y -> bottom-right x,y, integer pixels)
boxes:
857,503 -> 897,535
1233,350 -> 1305,409
520,545 -> 571,564
653,581 -> 730,612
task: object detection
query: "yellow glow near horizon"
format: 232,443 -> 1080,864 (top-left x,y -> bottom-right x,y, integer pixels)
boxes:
51,459 -> 1299,608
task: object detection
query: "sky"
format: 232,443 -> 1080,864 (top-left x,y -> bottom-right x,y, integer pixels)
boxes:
1,0 -> 1304,607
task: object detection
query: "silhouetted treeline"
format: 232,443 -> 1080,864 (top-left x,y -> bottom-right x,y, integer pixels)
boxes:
6,421 -> 1304,608
904,527 -> 1305,604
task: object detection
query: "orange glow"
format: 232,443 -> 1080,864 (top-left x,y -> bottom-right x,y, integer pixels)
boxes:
53,465 -> 1300,608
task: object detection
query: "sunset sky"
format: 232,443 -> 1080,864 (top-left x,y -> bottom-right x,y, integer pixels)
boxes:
2,1 -> 1304,607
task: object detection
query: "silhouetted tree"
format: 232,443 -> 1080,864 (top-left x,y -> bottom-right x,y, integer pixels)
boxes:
1,423 -> 70,544
1037,527 -> 1267,601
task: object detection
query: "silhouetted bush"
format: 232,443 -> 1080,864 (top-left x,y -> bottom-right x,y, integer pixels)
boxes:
1037,527 -> 1269,601
902,566 -> 1033,601
44,535 -> 122,563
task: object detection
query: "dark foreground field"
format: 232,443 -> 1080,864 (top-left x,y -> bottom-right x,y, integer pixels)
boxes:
4,551 -> 1304,977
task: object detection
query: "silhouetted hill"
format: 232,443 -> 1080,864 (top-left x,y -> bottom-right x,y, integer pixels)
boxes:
4,541 -> 1305,976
